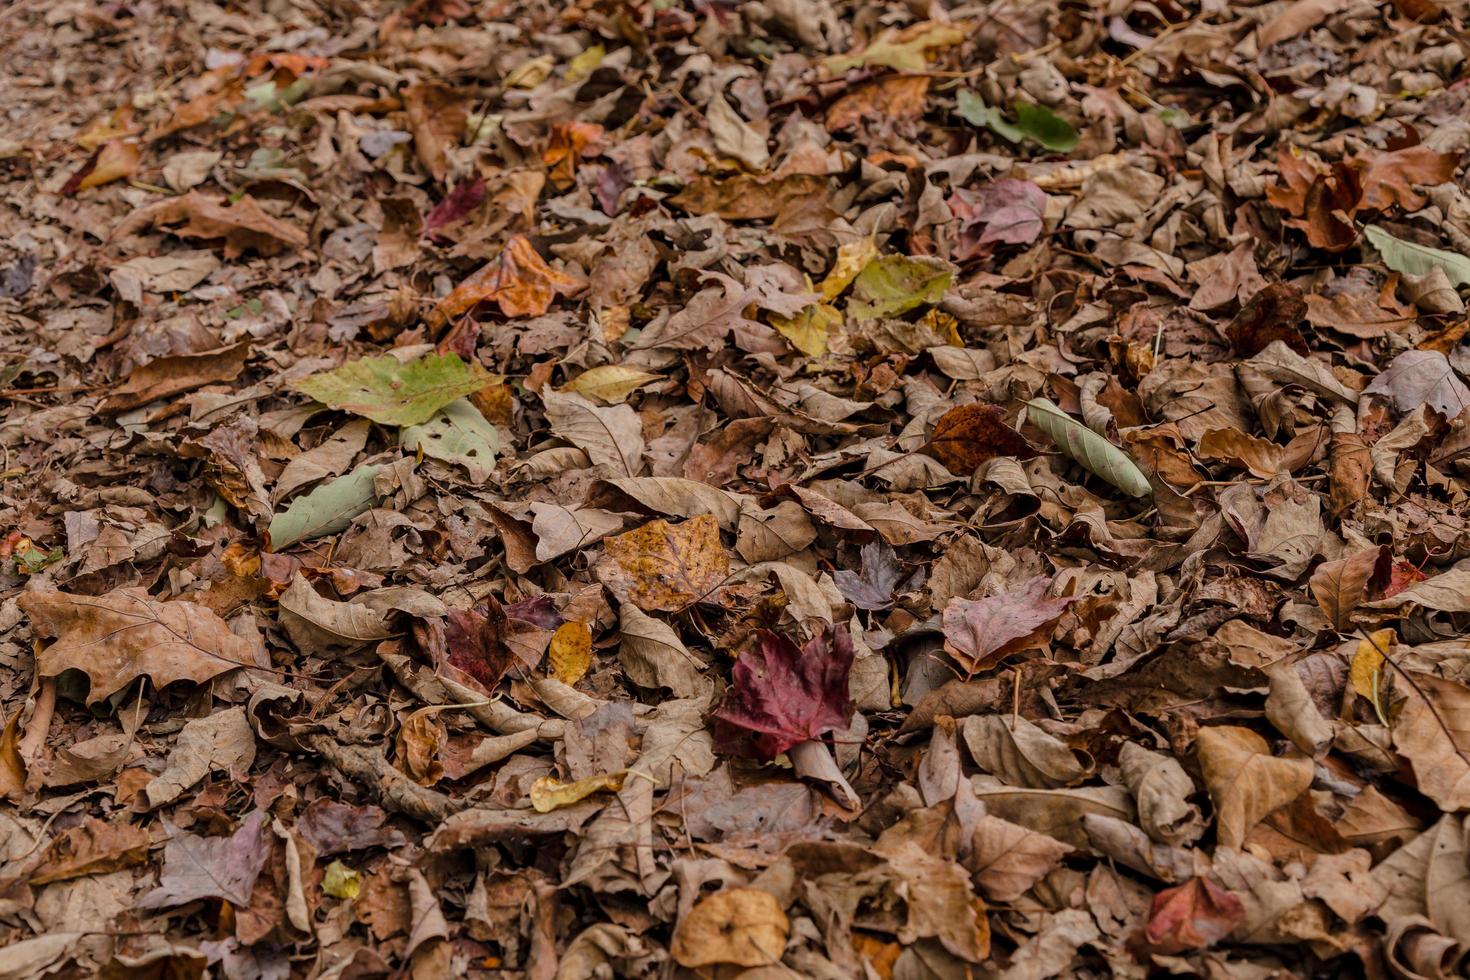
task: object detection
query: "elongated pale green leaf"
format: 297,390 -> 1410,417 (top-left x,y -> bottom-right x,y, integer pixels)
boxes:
956,90 -> 1022,143
1364,225 -> 1470,288
267,462 -> 382,550
294,353 -> 491,426
401,398 -> 499,482
1013,102 -> 1078,153
1025,398 -> 1151,499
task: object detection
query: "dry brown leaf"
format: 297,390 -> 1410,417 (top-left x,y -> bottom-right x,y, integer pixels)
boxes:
672,888 -> 790,968
20,588 -> 268,706
596,515 -> 730,612
113,192 -> 307,258
99,341 -> 250,414
826,76 -> 929,131
1196,725 -> 1313,850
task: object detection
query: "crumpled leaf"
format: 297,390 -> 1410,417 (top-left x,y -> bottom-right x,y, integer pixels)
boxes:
20,588 -> 268,705
294,353 -> 491,427
833,539 -> 910,610
950,178 -> 1047,258
1145,877 -> 1247,953
531,771 -> 626,813
114,191 -> 307,258
322,860 -> 361,899
711,625 -> 853,760
428,234 -> 581,324
1196,725 -> 1314,850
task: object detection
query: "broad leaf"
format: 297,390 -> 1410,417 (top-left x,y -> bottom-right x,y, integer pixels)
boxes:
1364,224 -> 1470,288
710,625 -> 854,760
267,461 -> 384,550
400,398 -> 500,481
294,353 -> 491,426
846,255 -> 953,320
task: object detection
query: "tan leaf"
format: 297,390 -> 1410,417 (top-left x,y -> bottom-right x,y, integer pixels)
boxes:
560,365 -> 662,405
99,341 -> 251,414
1309,547 -> 1384,630
672,888 -> 789,968
968,813 -> 1072,902
595,515 -> 730,612
961,714 -> 1091,789
1392,672 -> 1470,811
1196,427 -> 1286,479
31,816 -> 150,885
113,192 -> 308,258
1195,725 -> 1313,850
20,588 -> 268,706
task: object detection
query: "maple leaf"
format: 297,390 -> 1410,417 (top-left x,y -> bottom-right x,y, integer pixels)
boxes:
1144,878 -> 1246,953
711,625 -> 854,760
443,599 -> 517,693
429,234 -> 581,325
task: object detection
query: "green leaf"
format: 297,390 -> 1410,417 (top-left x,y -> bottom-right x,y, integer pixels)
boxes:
294,353 -> 491,427
956,90 -> 1022,143
1024,398 -> 1152,499
1013,102 -> 1078,153
1364,225 -> 1470,288
401,398 -> 500,482
267,462 -> 383,551
847,255 -> 953,320
956,92 -> 1078,152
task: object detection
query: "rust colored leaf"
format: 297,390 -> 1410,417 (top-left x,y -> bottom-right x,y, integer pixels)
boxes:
826,76 -> 929,131
32,816 -> 151,885
1226,282 -> 1308,356
113,191 -> 308,258
1144,877 -> 1246,953
20,588 -> 269,706
98,341 -> 250,414
428,234 -> 580,325
925,403 -> 1040,474
595,514 -> 730,612
669,173 -> 829,220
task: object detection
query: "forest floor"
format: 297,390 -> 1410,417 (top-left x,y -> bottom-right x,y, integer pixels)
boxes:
2,0 -> 1470,977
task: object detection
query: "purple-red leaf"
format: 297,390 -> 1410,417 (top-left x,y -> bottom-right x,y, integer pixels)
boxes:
941,576 -> 1075,674
711,626 -> 854,761
950,178 -> 1047,260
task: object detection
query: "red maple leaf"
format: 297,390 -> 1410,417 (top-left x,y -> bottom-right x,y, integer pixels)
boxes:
444,598 -> 515,692
711,625 -> 854,761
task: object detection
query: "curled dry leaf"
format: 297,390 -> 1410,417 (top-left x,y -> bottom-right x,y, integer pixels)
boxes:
1144,877 -> 1247,954
428,234 -> 581,325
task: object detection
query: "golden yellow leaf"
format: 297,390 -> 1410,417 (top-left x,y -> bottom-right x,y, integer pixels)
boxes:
566,44 -> 604,83
771,302 -> 839,358
561,365 -> 662,404
549,620 -> 593,685
530,770 -> 625,813
595,514 -> 731,612
322,860 -> 361,899
820,237 -> 879,301
1350,628 -> 1394,700
672,888 -> 790,967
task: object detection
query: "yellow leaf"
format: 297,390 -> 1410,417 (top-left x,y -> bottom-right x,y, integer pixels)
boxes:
322,860 -> 361,899
918,308 -> 962,346
771,302 -> 839,359
595,515 -> 731,612
530,770 -> 625,812
505,55 -> 554,89
1350,628 -> 1394,700
566,44 -> 605,83
561,365 -> 662,404
549,620 -> 593,685
820,236 -> 879,301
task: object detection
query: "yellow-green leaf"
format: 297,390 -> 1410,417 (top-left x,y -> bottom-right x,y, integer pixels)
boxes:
294,353 -> 492,427
561,365 -> 662,404
1024,398 -> 1151,499
771,302 -> 839,358
322,860 -> 361,899
846,255 -> 953,320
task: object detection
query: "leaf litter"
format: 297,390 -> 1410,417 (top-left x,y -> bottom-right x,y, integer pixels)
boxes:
5,0 -> 1470,976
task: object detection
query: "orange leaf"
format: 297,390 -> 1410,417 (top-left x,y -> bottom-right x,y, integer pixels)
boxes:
61,140 -> 141,195
429,234 -> 581,325
825,76 -> 929,131
1144,878 -> 1246,953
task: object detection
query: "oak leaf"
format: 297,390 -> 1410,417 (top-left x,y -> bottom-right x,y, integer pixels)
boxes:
20,588 -> 268,705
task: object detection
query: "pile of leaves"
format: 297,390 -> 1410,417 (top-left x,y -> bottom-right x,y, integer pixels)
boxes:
7,0 -> 1470,975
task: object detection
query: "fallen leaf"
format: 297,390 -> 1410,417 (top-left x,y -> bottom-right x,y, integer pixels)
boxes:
560,365 -> 662,404
322,860 -> 362,899
595,515 -> 729,612
826,76 -> 930,131
61,139 -> 141,195
138,811 -> 271,909
429,234 -> 581,325
847,254 -> 953,320
530,771 -> 626,813
668,174 -> 828,220
1364,348 -> 1470,417
113,192 -> 307,258
548,621 -> 593,685
20,589 -> 268,705
710,625 -> 853,760
99,341 -> 250,414
942,576 -> 1076,674
672,888 -> 790,967
1144,877 -> 1247,953
1196,726 -> 1313,850
925,403 -> 1039,475
294,353 -> 492,426
32,816 -> 151,885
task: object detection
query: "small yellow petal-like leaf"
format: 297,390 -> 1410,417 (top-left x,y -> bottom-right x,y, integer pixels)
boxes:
322,860 -> 361,899
530,771 -> 626,812
1350,629 -> 1394,700
561,365 -> 662,404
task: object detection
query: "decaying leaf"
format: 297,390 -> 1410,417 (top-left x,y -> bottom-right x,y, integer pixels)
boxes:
595,515 -> 730,612
672,888 -> 789,968
21,589 -> 268,705
942,576 -> 1076,674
